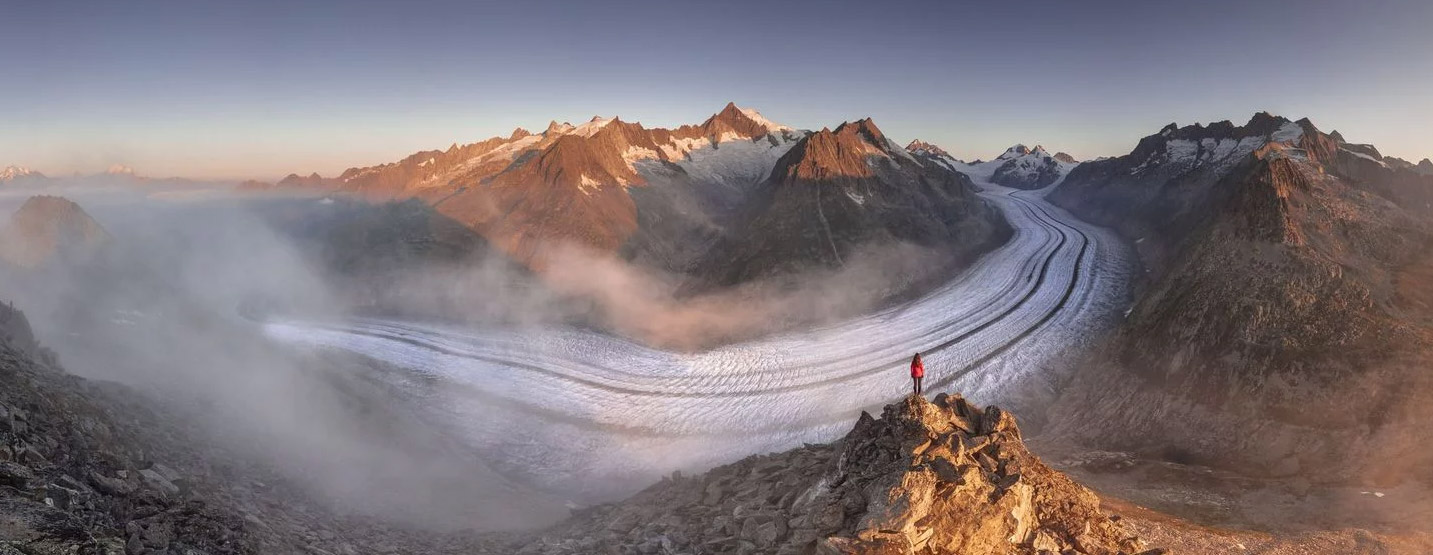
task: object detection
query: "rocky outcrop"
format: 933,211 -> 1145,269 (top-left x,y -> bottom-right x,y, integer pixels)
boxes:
1047,113 -> 1433,484
905,140 -> 955,161
1417,158 -> 1433,175
0,196 -> 111,269
520,393 -> 1150,555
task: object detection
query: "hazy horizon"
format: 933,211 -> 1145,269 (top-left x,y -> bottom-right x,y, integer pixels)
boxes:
6,0 -> 1432,180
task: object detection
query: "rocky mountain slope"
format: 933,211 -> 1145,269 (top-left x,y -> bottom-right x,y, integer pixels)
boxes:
0,301 -> 247,554
519,393 -> 1152,555
904,140 -> 953,161
265,103 -> 803,269
266,105 -> 1009,291
0,196 -> 111,269
1046,112 -> 1433,484
0,300 -> 532,554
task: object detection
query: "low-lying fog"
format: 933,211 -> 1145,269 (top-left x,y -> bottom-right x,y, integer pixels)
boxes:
0,181 -> 969,531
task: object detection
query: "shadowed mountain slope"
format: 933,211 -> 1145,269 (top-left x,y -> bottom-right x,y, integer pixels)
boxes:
1046,113 -> 1433,484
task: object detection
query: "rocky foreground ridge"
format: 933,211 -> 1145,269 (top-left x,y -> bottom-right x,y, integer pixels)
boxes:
519,394 -> 1154,555
0,300 -> 1158,555
0,302 -> 519,554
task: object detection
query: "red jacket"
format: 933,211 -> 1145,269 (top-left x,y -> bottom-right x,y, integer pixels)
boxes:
910,357 -> 925,378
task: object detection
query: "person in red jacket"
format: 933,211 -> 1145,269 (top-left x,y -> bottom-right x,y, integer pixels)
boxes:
910,352 -> 925,396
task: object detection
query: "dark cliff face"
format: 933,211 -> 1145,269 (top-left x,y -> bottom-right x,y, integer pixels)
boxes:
1047,113 -> 1433,484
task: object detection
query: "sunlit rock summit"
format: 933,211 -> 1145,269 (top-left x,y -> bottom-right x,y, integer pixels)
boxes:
519,393 -> 1150,554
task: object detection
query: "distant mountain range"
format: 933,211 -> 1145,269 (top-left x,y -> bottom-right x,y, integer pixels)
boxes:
255,103 -> 1011,293
0,164 -> 220,189
0,166 -> 45,183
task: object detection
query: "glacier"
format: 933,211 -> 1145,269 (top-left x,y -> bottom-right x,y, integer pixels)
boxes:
262,173 -> 1135,501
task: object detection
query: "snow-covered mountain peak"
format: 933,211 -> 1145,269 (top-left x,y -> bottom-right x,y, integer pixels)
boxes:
571,116 -> 614,137
544,120 -> 575,136
106,164 -> 135,175
735,105 -> 790,133
1269,120 -> 1304,144
906,140 -> 954,159
955,142 -> 1078,189
704,102 -> 792,137
1,166 -> 43,181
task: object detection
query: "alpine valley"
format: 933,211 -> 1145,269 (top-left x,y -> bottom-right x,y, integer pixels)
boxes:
1,103 -> 1430,555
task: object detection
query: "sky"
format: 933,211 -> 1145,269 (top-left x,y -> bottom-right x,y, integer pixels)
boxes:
3,0 -> 1432,180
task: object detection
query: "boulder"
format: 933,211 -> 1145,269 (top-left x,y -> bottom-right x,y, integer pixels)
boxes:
138,469 -> 180,497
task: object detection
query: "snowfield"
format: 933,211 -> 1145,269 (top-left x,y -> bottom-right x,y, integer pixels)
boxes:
262,172 -> 1134,501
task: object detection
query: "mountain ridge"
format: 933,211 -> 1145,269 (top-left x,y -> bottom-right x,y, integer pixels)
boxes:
1046,111 -> 1433,484
259,105 -> 1012,299
259,103 -> 809,268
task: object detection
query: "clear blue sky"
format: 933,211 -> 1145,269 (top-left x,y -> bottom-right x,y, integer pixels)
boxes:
4,0 -> 1431,180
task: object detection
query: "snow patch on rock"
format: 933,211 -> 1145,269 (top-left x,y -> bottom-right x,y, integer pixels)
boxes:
736,106 -> 791,133
1271,121 -> 1304,143
0,166 -> 41,181
571,117 -> 614,138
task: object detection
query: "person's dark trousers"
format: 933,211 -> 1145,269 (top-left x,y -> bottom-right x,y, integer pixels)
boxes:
913,377 -> 923,395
